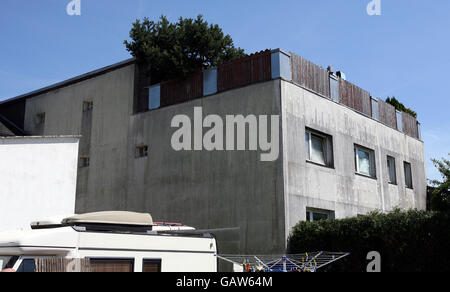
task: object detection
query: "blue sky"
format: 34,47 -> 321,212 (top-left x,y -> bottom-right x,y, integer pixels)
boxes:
0,0 -> 449,181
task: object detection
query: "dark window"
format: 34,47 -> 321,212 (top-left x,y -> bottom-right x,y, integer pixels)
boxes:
79,156 -> 90,168
148,85 -> 161,110
306,208 -> 335,222
35,113 -> 46,125
404,162 -> 413,189
16,259 -> 36,273
83,100 -> 94,112
387,156 -> 397,184
143,259 -> 162,272
90,258 -> 134,273
135,145 -> 149,158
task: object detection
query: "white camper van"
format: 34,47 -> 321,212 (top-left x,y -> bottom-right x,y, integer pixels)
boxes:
0,211 -> 217,272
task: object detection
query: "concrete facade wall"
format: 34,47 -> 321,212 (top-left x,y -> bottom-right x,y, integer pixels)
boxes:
21,68 -> 286,254
126,80 -> 285,254
0,137 -> 79,232
23,64 -> 136,213
280,80 -> 427,238
11,62 -> 427,255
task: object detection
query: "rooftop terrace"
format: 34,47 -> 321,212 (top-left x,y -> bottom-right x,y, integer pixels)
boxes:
0,49 -> 421,141
143,49 -> 421,141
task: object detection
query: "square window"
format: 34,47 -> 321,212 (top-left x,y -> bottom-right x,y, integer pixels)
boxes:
83,100 -> 94,112
357,149 -> 371,176
35,113 -> 46,125
143,259 -> 162,273
387,156 -> 397,184
355,145 -> 376,178
305,129 -> 333,167
136,145 -> 149,158
79,156 -> 90,168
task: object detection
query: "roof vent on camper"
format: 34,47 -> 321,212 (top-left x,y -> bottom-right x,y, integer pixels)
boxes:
62,211 -> 154,227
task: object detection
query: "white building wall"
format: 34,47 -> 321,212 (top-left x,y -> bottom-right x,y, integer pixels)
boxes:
280,80 -> 427,237
0,136 -> 79,231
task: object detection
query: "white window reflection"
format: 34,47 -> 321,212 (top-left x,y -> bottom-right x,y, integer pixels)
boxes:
305,130 -> 329,166
355,145 -> 376,178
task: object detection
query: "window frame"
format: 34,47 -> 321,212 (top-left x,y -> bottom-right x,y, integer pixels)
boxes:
142,259 -> 162,273
148,85 -> 161,111
83,100 -> 94,112
0,256 -> 16,270
89,257 -> 135,273
354,144 -> 376,179
387,156 -> 397,185
79,156 -> 90,168
330,75 -> 340,103
305,128 -> 333,168
35,112 -> 46,125
135,145 -> 149,159
306,208 -> 335,222
404,161 -> 413,189
12,256 -> 52,272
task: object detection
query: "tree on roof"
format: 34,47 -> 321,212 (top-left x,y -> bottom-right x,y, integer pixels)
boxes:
386,96 -> 417,118
124,15 -> 246,83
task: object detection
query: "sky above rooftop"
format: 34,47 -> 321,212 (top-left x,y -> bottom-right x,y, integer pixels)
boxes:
0,0 -> 448,181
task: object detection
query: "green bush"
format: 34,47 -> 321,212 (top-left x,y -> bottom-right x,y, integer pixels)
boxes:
288,209 -> 450,272
386,97 -> 417,118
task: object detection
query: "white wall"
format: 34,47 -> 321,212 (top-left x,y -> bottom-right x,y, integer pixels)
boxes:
280,81 -> 427,235
0,136 -> 79,231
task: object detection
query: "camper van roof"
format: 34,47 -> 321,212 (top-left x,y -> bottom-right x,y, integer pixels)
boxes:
62,211 -> 154,226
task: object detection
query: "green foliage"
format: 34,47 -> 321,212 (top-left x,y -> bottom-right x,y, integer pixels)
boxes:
386,96 -> 418,118
429,155 -> 450,212
288,209 -> 450,272
124,15 -> 246,83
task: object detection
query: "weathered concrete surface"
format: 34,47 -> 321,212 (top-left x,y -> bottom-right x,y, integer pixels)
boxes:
15,62 -> 427,256
22,69 -> 286,255
280,80 -> 427,239
126,80 -> 285,255
23,65 -> 135,213
0,136 -> 79,232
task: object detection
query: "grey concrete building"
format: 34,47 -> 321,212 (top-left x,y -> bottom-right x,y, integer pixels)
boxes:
0,49 -> 426,255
